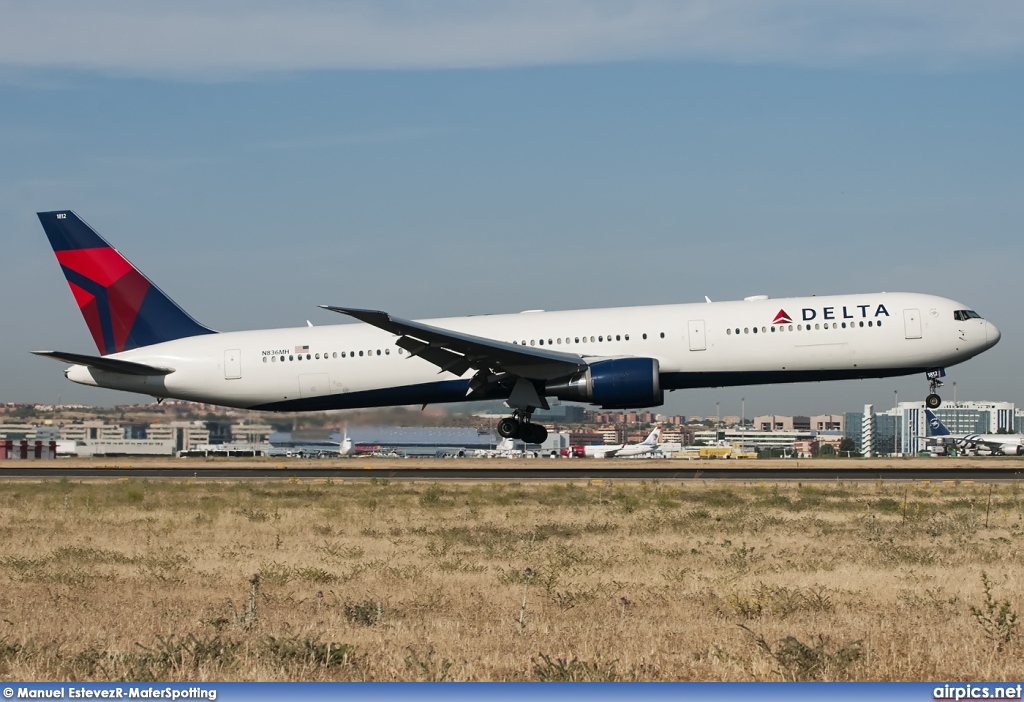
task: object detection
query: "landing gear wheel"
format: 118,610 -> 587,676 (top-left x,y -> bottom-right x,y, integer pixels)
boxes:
926,394 -> 942,409
496,417 -> 520,439
520,423 -> 548,445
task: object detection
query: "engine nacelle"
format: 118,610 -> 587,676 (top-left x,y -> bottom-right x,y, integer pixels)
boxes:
545,357 -> 663,409
1000,444 -> 1024,456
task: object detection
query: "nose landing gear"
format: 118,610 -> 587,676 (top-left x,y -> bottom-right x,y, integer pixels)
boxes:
925,368 -> 945,409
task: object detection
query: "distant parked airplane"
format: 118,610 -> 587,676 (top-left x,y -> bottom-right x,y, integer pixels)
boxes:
579,426 -> 662,458
35,210 -> 1000,446
924,410 -> 1023,456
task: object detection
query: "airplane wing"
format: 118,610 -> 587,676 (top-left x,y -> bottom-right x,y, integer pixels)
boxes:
32,350 -> 175,376
320,306 -> 588,381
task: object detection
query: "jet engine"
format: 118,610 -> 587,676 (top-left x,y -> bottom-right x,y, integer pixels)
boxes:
545,357 -> 663,409
1000,444 -> 1024,456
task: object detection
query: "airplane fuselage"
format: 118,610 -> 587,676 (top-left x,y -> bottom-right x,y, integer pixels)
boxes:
64,292 -> 999,412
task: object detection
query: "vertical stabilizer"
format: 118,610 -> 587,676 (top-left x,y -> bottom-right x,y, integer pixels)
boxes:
925,410 -> 951,437
38,210 -> 215,355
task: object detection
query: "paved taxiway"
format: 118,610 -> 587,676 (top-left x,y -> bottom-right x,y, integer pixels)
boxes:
0,457 -> 1021,481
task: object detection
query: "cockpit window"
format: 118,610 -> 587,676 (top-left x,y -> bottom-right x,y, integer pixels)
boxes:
954,310 -> 982,321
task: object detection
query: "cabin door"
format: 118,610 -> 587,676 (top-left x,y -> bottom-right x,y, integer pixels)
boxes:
224,349 -> 242,379
903,309 -> 922,339
688,320 -> 706,351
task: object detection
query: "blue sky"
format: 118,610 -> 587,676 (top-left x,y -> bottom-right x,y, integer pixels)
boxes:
2,1 -> 1023,417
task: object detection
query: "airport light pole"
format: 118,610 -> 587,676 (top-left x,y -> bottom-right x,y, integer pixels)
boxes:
894,390 -> 899,457
741,397 -> 745,430
953,382 -> 958,433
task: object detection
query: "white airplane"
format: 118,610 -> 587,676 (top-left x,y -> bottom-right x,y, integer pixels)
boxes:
474,437 -> 520,458
269,431 -> 354,458
581,426 -> 662,458
33,211 -> 1001,445
925,410 -> 1023,456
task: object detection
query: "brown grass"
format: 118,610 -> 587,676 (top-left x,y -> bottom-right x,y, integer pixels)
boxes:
0,477 -> 1021,681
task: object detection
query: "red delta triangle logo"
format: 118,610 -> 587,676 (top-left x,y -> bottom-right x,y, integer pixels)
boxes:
773,309 -> 792,325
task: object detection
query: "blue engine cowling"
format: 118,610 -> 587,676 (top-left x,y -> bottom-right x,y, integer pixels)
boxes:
545,357 -> 663,409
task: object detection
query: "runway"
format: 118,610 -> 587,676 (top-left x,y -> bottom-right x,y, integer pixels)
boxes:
1,462 -> 1023,481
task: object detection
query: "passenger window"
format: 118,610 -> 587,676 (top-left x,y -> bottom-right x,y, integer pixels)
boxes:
271,356 -> 276,363
549,339 -> 553,345
385,349 -> 390,355
744,328 -> 749,334
642,334 -> 647,340
590,336 -> 595,342
575,337 -> 580,343
598,336 -> 603,342
539,339 -> 544,346
877,320 -> 882,327
726,329 -> 732,335
753,327 -> 758,334
359,351 -> 364,357
660,332 -> 665,338
859,321 -> 864,327
624,334 -> 629,341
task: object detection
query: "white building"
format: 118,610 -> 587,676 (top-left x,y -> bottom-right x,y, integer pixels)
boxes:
147,421 -> 210,452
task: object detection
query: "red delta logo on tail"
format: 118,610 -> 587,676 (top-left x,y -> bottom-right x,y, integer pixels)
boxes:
54,248 -> 152,355
38,211 -> 215,356
773,309 -> 792,325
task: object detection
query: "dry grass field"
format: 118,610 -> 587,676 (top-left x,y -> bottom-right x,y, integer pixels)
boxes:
0,477 -> 1021,681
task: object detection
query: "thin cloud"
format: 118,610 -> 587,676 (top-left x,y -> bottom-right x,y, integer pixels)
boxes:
257,127 -> 446,151
1,1 -> 1023,79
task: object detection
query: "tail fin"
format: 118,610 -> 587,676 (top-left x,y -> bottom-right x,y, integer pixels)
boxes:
925,410 -> 950,436
38,210 -> 215,355
642,426 -> 661,445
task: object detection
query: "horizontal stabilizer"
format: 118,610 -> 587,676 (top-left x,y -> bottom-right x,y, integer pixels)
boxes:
31,351 -> 175,376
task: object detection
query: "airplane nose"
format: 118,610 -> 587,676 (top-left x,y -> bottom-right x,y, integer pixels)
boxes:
986,320 -> 1001,346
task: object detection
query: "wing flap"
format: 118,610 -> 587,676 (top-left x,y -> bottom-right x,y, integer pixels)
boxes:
32,351 -> 175,376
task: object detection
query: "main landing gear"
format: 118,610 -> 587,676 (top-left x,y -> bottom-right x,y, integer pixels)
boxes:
496,411 -> 548,445
925,369 -> 945,409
